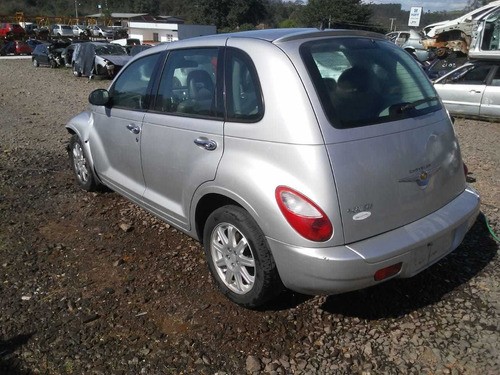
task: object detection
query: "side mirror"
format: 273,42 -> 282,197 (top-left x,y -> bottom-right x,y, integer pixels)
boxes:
89,89 -> 110,106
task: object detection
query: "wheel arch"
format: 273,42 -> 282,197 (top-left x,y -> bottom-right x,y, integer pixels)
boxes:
65,113 -> 102,186
194,193 -> 244,244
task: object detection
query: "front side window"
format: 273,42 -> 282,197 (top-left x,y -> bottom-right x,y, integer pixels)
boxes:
110,53 -> 161,110
301,38 -> 441,128
154,48 -> 220,118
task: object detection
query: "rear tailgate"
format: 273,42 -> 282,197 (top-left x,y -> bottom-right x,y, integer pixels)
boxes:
327,118 -> 466,244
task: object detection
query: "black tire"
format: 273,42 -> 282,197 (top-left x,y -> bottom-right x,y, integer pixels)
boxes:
203,205 -> 283,308
32,58 -> 39,67
73,69 -> 82,77
68,134 -> 101,192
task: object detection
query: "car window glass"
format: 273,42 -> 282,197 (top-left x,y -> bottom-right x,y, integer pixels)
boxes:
490,67 -> 500,86
110,53 -> 160,110
451,65 -> 491,84
225,48 -> 263,122
301,38 -> 440,128
154,48 -> 219,118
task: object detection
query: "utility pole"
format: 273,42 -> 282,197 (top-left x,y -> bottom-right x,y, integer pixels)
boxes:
390,18 -> 396,31
75,0 -> 78,19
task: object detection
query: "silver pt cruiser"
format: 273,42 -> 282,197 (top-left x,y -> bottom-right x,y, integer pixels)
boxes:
66,29 -> 480,307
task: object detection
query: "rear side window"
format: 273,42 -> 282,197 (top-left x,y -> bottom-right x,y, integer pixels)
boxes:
225,48 -> 263,122
301,38 -> 441,128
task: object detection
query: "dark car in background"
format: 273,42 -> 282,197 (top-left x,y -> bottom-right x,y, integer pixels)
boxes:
129,44 -> 152,56
32,40 -> 70,68
72,42 -> 130,79
0,40 -> 32,56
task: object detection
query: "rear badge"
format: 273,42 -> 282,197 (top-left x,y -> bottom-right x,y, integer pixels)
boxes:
399,164 -> 440,190
353,211 -> 371,221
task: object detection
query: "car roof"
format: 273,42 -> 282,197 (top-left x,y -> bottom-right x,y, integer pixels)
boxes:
139,28 -> 385,57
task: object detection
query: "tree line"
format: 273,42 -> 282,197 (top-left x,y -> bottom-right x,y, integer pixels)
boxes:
0,0 -> 475,33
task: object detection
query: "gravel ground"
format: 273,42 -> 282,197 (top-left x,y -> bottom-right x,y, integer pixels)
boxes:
0,59 -> 498,375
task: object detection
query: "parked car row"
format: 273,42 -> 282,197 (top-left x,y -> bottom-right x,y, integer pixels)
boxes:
30,39 -> 151,79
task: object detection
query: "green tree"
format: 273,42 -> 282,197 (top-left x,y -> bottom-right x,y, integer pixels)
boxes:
194,0 -> 268,30
301,0 -> 372,29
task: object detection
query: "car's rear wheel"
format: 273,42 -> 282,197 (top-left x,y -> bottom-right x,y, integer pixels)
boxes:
68,135 -> 101,191
203,205 -> 283,308
73,69 -> 81,77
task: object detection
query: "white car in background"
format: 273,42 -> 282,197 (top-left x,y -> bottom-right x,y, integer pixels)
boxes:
434,60 -> 500,119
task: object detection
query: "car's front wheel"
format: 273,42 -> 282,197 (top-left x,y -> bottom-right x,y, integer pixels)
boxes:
203,205 -> 283,308
68,135 -> 101,191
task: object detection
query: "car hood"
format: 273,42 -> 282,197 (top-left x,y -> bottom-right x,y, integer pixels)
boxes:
97,54 -> 131,66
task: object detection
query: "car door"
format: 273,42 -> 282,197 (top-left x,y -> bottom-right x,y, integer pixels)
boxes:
140,47 -> 224,229
435,63 -> 493,116
479,65 -> 500,118
89,52 -> 162,199
34,45 -> 48,65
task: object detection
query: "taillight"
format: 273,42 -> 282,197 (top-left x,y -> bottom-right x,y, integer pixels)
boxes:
275,186 -> 333,242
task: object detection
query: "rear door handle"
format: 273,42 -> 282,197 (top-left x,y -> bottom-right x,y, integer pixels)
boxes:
126,124 -> 141,134
469,90 -> 482,94
194,137 -> 217,151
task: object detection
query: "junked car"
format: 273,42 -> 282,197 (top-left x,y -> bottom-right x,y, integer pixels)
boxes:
423,1 -> 500,57
386,29 -> 431,62
72,42 -> 130,79
434,60 -> 500,119
52,24 -> 74,38
66,28 -> 480,307
89,25 -> 114,39
31,40 -> 70,68
469,7 -> 500,60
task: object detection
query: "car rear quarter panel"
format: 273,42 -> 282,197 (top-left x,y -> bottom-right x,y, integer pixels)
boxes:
192,38 -> 345,247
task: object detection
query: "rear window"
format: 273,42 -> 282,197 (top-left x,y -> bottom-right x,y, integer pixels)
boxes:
301,37 -> 441,128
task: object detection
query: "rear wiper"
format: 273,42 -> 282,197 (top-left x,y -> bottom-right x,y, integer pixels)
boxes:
399,96 -> 439,112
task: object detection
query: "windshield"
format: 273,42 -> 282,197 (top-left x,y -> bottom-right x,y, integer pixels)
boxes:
301,37 -> 441,128
95,44 -> 127,55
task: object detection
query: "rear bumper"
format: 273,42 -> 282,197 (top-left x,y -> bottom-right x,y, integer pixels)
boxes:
268,187 -> 480,295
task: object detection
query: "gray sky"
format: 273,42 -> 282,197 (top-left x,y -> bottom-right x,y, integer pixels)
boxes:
366,0 -> 469,12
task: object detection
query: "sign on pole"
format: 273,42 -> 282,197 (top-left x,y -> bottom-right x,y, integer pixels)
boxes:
408,6 -> 423,27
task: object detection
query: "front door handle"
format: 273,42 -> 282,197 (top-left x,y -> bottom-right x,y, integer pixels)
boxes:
126,124 -> 141,134
194,137 -> 217,151
469,90 -> 482,94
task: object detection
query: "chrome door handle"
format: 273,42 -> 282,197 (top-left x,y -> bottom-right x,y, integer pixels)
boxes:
126,124 -> 141,134
469,90 -> 482,94
194,137 -> 217,151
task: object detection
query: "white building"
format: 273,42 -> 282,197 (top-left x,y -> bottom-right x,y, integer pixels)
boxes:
84,13 -> 216,43
127,15 -> 216,43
